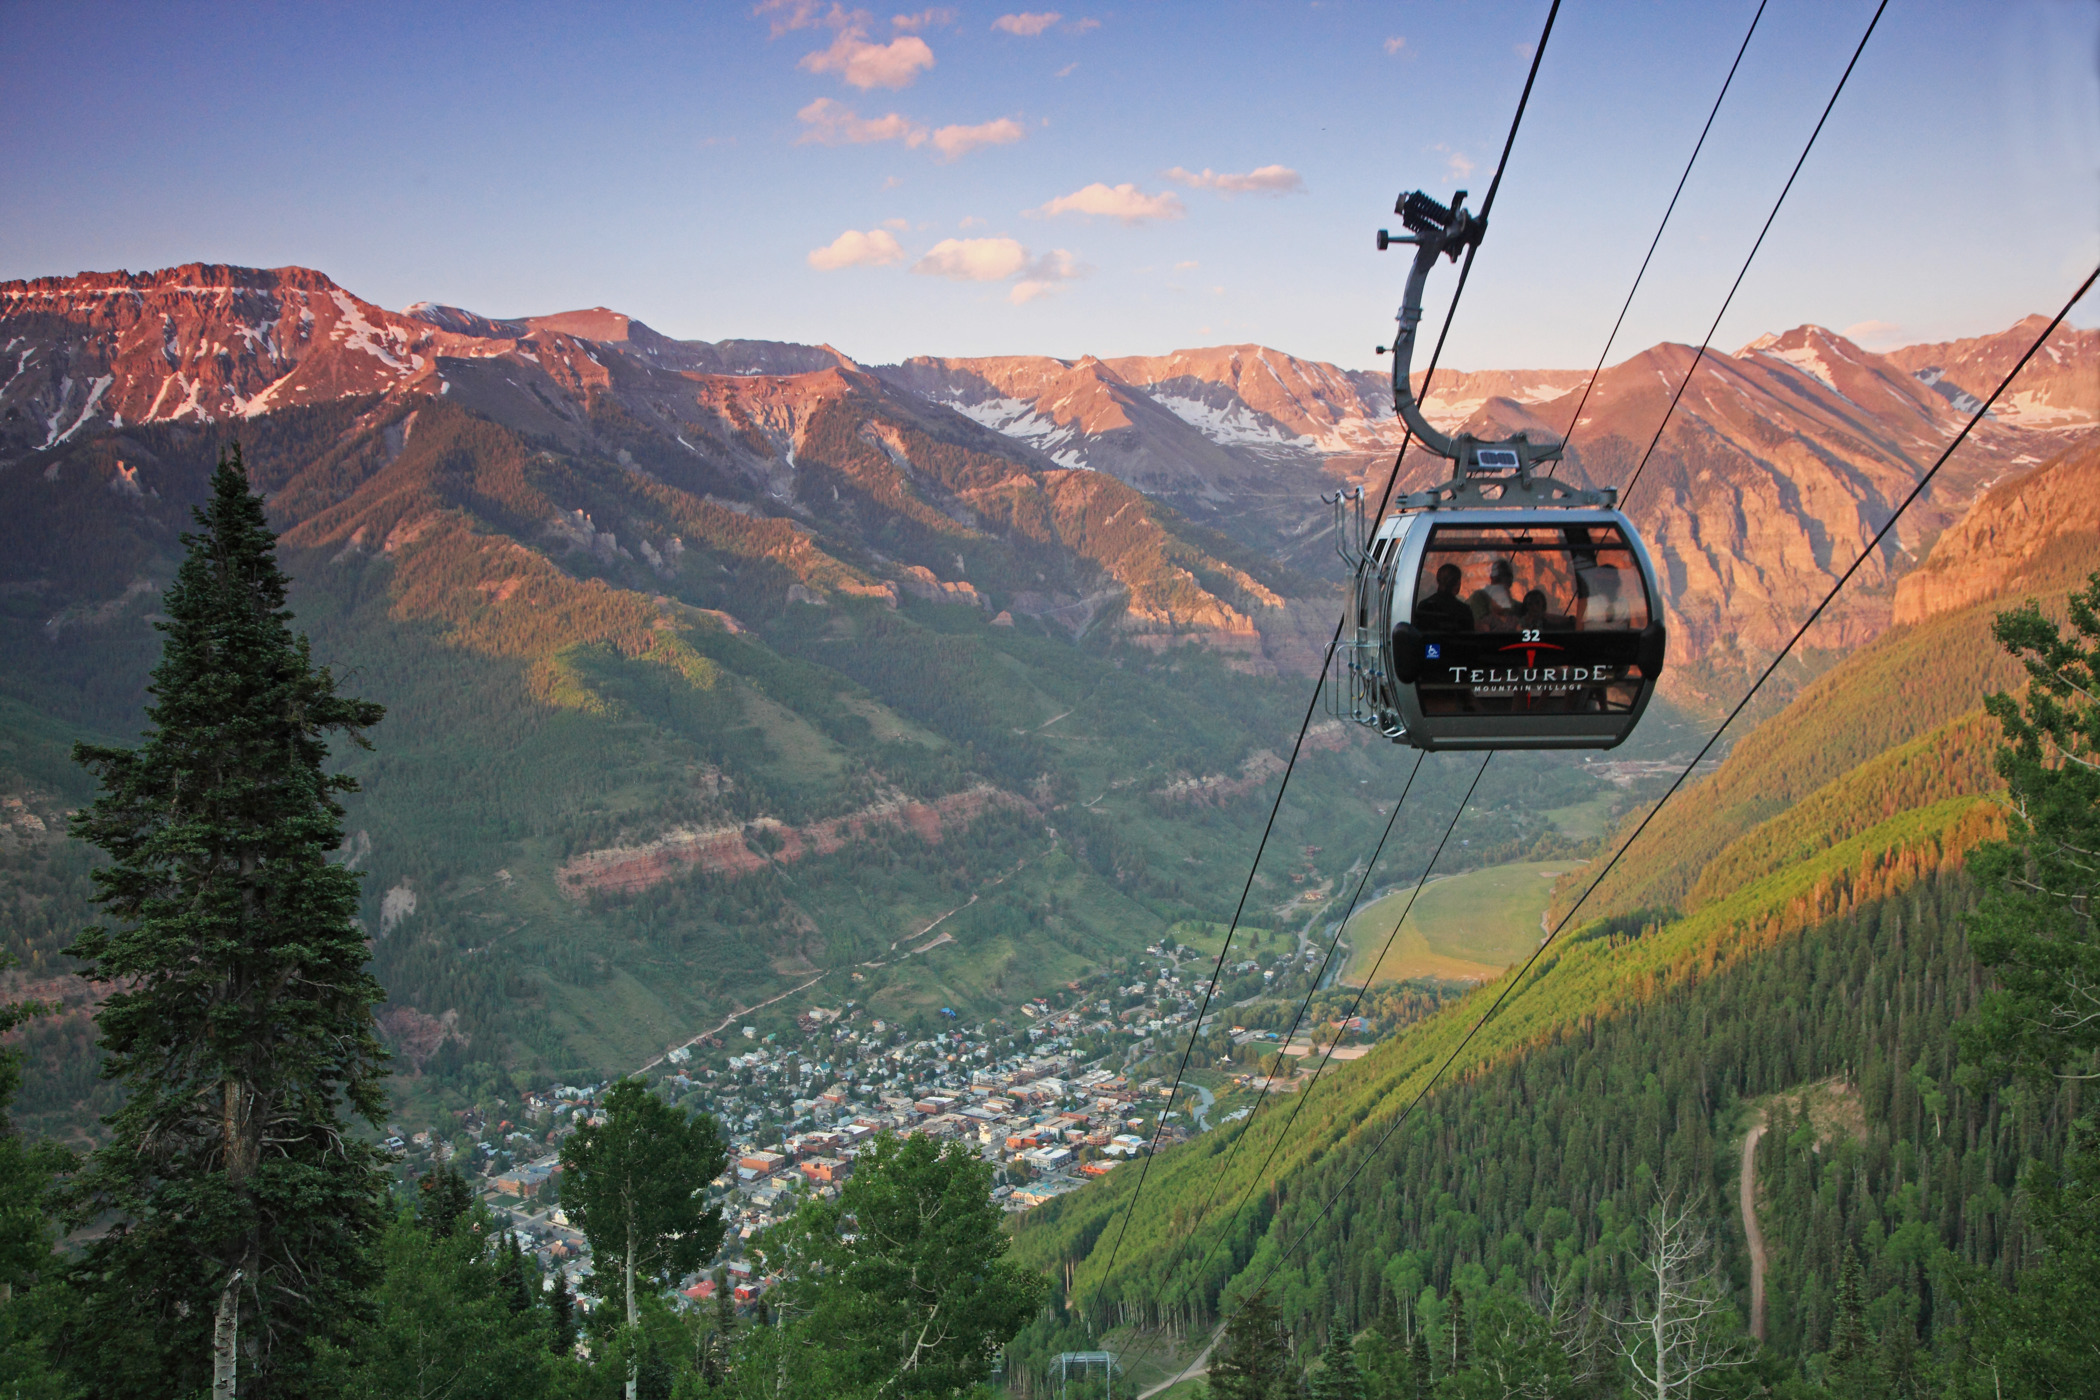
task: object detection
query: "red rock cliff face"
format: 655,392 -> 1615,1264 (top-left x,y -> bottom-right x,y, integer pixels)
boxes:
556,785 -> 1029,896
0,263 -> 636,458
1892,439 -> 2100,627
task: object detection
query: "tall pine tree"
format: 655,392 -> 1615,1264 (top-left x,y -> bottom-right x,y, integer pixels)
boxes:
1209,1291 -> 1296,1400
1308,1312 -> 1365,1400
65,446 -> 389,1399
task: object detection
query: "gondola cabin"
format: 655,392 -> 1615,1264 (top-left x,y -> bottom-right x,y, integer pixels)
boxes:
1349,506 -> 1666,750
1336,185 -> 1668,750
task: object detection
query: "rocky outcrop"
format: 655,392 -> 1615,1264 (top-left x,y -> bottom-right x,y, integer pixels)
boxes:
1892,439 -> 2100,626
556,785 -> 1029,896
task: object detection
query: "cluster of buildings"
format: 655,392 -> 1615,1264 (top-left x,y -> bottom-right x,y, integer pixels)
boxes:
388,940 -> 1311,1309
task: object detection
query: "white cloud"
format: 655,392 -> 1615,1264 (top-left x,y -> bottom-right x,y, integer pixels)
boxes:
758,0 -> 863,36
1163,164 -> 1305,196
959,215 -> 988,228
881,217 -> 910,230
913,237 -> 1032,281
795,97 -> 925,146
1384,35 -> 1406,55
890,7 -> 955,30
801,27 -> 936,88
795,99 -> 1022,161
808,229 -> 907,270
1068,17 -> 1099,32
1843,319 -> 1906,350
931,117 -> 1025,160
1173,260 -> 1199,271
1009,248 -> 1086,303
1054,61 -> 1078,77
993,11 -> 1060,35
1033,182 -> 1185,224
1432,144 -> 1475,181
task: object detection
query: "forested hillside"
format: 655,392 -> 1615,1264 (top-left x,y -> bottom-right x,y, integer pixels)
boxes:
1004,434 -> 2100,1395
1560,438 -> 2100,926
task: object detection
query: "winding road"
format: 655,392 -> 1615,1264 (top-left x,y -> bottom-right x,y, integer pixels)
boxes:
1741,1120 -> 1768,1342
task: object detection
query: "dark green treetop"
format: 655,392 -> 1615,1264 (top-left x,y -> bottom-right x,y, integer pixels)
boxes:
1964,574 -> 2100,1085
743,1131 -> 1046,1398
1307,1312 -> 1365,1400
1208,1290 -> 1296,1400
63,445 -> 389,1398
557,1075 -> 727,1377
417,1163 -> 476,1239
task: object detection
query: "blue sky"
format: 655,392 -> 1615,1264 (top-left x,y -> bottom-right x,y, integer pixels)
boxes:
4,0 -> 2095,370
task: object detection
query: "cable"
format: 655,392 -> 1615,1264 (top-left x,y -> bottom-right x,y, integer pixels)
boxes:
1072,0 -> 1563,1356
1141,753 -> 1492,1331
1558,0 -> 1768,456
1620,0 -> 1888,503
1170,262 -> 2100,1359
1092,752 -> 1420,1346
1075,611 -> 1343,1321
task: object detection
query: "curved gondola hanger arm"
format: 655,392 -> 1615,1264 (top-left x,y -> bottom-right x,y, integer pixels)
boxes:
1377,189 -> 1614,512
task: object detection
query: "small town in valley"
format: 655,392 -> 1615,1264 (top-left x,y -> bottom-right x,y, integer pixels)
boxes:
388,933 -> 1347,1310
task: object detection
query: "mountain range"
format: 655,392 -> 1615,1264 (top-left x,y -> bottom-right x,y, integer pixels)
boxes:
2,260 -> 2095,1128
8,265 -> 2094,683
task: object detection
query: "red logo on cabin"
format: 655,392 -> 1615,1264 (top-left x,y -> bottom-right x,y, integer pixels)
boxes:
1498,640 -> 1565,670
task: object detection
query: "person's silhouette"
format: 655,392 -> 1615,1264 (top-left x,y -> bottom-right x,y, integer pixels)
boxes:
1415,562 -> 1476,632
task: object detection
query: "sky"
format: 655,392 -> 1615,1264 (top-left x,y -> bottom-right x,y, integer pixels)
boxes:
3,0 -> 2095,372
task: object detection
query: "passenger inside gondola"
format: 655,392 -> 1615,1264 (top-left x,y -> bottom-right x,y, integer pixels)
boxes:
1576,561 -> 1632,629
1521,589 -> 1552,630
1415,562 -> 1477,632
1468,559 -> 1520,630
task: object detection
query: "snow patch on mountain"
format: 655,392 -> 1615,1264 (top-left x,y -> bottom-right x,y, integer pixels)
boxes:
328,289 -> 410,372
943,395 -> 1092,467
1152,394 -> 1304,448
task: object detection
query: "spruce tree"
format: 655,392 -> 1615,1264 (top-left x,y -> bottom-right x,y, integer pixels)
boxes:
495,1231 -> 535,1316
1407,1328 -> 1432,1400
1955,581 -> 2100,1400
65,446 -> 389,1399
1209,1291 -> 1295,1400
1308,1313 -> 1365,1400
549,1266 -> 578,1357
418,1164 -> 475,1238
1829,1249 -> 1867,1368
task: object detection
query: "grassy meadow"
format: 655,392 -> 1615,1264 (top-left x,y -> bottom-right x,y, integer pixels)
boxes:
1340,859 -> 1575,986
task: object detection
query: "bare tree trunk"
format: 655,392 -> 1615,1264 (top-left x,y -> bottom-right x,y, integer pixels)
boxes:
212,1269 -> 244,1400
626,1231 -> 639,1400
216,1073 -> 256,1399
1619,1191 -> 1745,1400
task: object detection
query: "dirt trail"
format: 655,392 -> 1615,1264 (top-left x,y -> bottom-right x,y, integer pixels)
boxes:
1741,1119 -> 1768,1341
639,969 -> 833,1073
1136,1326 -> 1223,1400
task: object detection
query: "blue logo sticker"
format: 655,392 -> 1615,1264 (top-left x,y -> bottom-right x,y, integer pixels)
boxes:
1425,644 -> 1442,659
